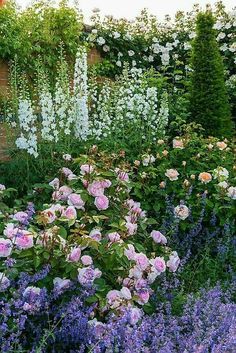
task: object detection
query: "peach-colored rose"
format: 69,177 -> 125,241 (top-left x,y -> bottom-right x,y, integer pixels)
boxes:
216,141 -> 227,150
165,169 -> 179,181
198,172 -> 212,184
162,150 -> 169,157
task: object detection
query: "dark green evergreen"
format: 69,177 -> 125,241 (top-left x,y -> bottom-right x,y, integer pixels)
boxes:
190,11 -> 233,137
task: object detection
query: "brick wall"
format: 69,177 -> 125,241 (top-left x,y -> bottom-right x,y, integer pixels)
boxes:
0,124 -> 10,161
0,60 -> 9,97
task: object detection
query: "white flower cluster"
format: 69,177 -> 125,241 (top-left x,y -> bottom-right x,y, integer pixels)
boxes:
15,98 -> 38,158
72,47 -> 89,140
39,86 -> 58,142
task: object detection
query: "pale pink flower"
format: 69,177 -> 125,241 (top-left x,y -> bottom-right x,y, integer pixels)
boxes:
94,195 -> 109,211
81,255 -> 93,266
80,164 -> 94,175
68,193 -> 85,209
135,253 -> 149,271
0,184 -> 6,192
107,232 -> 120,243
41,208 -> 57,224
23,286 -> 41,298
173,138 -> 184,149
15,231 -> 34,249
216,141 -> 227,150
174,205 -> 189,220
61,167 -> 73,177
62,206 -> 77,220
78,267 -> 101,286
165,169 -> 179,181
136,289 -> 150,305
129,266 -> 143,279
100,179 -> 112,188
106,290 -> 121,306
53,277 -> 71,292
13,211 -> 28,223
88,181 -> 104,197
129,307 -> 142,325
89,229 -> 102,241
227,186 -> 236,200
54,186 -> 72,201
0,238 -> 12,257
167,251 -> 180,272
62,154 -> 72,161
126,222 -> 137,235
67,247 -> 81,262
151,230 -> 167,245
120,287 -> 132,300
67,174 -> 78,181
117,170 -> 129,182
124,244 -> 136,260
49,178 -> 60,190
0,273 -> 10,292
3,223 -> 18,239
150,257 -> 166,273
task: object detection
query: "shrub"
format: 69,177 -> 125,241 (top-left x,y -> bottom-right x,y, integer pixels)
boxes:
190,11 -> 233,137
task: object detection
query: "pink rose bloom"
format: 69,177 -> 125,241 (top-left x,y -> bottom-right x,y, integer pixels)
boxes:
78,267 -> 101,286
68,193 -> 85,209
80,164 -> 94,175
61,167 -> 73,177
107,232 -> 120,243
174,205 -> 189,220
88,181 -> 104,197
0,238 -> 12,257
129,307 -> 142,325
173,138 -> 184,149
106,290 -> 121,305
3,223 -> 18,239
216,141 -> 227,150
53,277 -> 71,292
41,208 -> 57,224
117,171 -> 129,182
62,206 -> 77,220
13,211 -> 28,223
167,252 -> 180,272
124,244 -> 136,260
136,289 -> 150,305
135,253 -> 149,271
15,231 -> 34,249
120,286 -> 132,300
89,229 -> 102,241
81,255 -> 93,266
151,230 -> 167,245
0,184 -> 6,192
94,195 -> 109,211
67,247 -> 81,262
123,277 -> 132,287
165,169 -> 179,181
126,222 -> 138,236
82,179 -> 89,188
53,186 -> 72,201
150,257 -> 166,273
135,278 -> 148,290
129,266 -> 143,279
49,178 -> 60,190
100,179 -> 112,188
227,186 -> 236,200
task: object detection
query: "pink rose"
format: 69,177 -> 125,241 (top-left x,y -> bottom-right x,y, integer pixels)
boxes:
67,247 -> 81,262
107,232 -> 120,243
106,290 -> 121,305
129,307 -> 142,325
151,230 -> 167,245
165,169 -> 179,181
117,170 -> 129,182
87,181 -> 104,197
198,172 -> 212,184
120,286 -> 132,300
78,267 -> 101,286
89,229 -> 102,241
124,244 -> 136,260
13,211 -> 28,223
100,179 -> 112,188
0,238 -> 12,257
81,255 -> 93,266
62,206 -> 77,220
15,231 -> 34,249
173,138 -> 184,149
167,252 -> 180,272
68,193 -> 85,209
150,257 -> 166,273
126,222 -> 137,236
80,164 -> 94,175
174,205 -> 189,220
136,289 -> 150,305
94,195 -> 109,211
61,167 -> 73,177
54,186 -> 72,201
135,253 -> 149,271
49,178 -> 60,190
3,223 -> 18,239
67,173 -> 78,181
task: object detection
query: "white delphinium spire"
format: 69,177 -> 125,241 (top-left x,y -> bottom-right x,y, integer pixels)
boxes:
39,86 -> 58,142
157,91 -> 169,134
72,46 -> 89,140
15,96 -> 38,158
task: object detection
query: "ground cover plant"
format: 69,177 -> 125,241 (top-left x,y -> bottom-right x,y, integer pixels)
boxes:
0,0 -> 235,352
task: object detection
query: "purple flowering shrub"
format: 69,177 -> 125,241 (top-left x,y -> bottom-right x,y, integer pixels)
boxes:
0,150 -> 180,315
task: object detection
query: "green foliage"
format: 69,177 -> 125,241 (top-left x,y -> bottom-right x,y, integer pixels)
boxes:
190,11 -> 233,137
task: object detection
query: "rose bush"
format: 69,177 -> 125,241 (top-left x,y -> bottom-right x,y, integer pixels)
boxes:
0,151 -> 180,316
